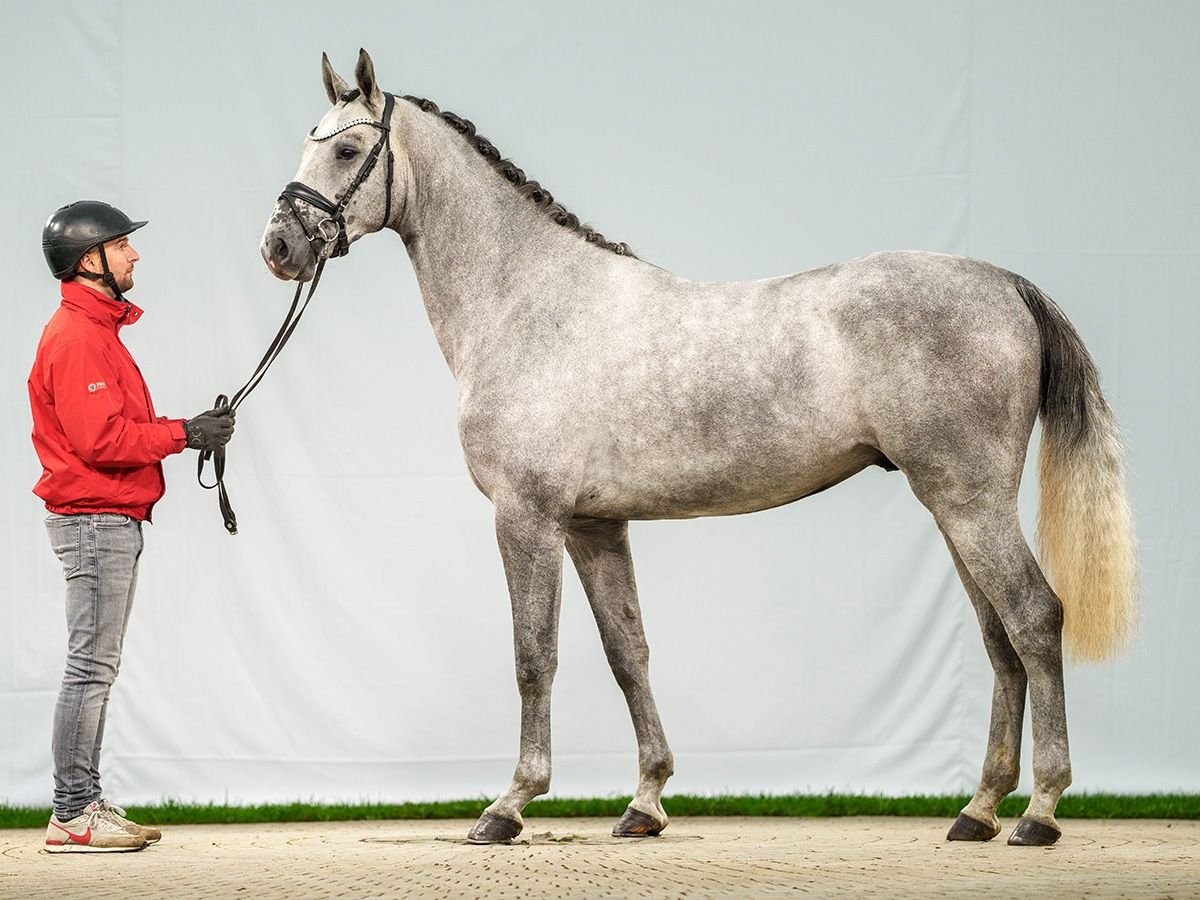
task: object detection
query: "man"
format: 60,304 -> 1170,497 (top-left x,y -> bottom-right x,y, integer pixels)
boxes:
30,200 -> 235,852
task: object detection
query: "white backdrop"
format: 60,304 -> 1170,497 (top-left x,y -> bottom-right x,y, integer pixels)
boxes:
2,1 -> 1197,807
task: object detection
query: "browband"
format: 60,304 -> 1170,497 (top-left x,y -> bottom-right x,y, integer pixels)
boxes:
309,117 -> 382,142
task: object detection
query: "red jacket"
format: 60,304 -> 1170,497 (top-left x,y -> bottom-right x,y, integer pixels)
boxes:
28,280 -> 187,521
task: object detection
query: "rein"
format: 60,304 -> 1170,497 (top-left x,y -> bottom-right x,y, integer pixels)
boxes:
198,91 -> 396,534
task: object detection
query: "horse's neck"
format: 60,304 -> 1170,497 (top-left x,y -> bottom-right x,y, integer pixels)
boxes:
394,109 -> 583,378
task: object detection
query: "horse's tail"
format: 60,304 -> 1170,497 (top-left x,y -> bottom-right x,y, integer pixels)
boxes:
1011,273 -> 1138,662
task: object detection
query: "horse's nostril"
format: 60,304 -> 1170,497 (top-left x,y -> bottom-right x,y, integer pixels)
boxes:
274,237 -> 290,261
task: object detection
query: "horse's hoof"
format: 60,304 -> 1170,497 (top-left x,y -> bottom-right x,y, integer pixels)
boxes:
946,812 -> 1001,842
467,812 -> 523,844
612,807 -> 666,837
1007,816 -> 1061,846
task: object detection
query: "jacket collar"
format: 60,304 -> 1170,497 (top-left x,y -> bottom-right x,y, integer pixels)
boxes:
60,279 -> 144,329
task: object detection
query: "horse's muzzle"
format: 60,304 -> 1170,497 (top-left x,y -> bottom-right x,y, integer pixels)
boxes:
260,217 -> 314,282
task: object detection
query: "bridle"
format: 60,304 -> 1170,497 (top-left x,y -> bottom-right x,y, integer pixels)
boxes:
198,90 -> 397,534
280,89 -> 397,263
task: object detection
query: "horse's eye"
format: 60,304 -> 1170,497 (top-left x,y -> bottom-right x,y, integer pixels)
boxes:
336,145 -> 359,161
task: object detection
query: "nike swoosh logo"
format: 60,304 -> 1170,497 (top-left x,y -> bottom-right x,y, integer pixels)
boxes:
49,820 -> 92,844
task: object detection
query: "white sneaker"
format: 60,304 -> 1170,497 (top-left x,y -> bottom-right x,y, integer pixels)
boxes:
45,801 -> 148,853
99,799 -> 162,843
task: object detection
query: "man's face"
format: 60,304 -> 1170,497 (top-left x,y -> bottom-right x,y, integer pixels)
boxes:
80,235 -> 139,293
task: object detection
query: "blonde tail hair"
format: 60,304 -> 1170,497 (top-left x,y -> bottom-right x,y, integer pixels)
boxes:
1012,275 -> 1139,662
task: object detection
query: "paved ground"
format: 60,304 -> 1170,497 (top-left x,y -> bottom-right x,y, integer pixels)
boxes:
1,817 -> 1198,898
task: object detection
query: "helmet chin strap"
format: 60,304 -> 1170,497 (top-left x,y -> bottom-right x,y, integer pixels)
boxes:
76,244 -> 126,302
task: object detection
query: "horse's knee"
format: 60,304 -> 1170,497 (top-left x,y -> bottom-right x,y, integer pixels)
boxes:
607,644 -> 650,693
515,659 -> 557,696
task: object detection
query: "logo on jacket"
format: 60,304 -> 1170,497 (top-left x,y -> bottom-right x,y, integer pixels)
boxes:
87,381 -> 108,393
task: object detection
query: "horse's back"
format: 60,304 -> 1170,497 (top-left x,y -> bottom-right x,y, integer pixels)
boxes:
465,249 -> 1044,519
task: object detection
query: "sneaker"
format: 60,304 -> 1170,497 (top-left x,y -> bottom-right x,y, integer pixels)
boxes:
99,799 -> 162,843
45,802 -> 148,853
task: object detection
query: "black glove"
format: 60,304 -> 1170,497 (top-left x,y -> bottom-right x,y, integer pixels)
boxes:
183,407 -> 235,451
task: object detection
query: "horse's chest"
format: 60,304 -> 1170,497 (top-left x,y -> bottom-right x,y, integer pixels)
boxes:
454,387 -> 588,496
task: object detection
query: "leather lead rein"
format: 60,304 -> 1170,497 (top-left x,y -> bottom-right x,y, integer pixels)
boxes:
199,93 -> 396,534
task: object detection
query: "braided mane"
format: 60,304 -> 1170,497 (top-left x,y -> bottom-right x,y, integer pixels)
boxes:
400,95 -> 636,258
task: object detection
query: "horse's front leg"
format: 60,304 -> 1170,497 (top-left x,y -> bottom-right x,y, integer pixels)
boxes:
467,496 -> 568,844
566,516 -> 673,836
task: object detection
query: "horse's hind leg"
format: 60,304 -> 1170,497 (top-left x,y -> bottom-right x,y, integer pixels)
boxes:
566,517 -> 673,836
467,497 -> 568,844
941,528 -> 1027,842
934,498 -> 1071,846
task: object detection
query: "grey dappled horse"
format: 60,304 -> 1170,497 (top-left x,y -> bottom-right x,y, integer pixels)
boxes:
260,50 -> 1137,847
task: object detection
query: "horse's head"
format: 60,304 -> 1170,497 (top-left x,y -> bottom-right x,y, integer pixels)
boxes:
261,49 -> 403,281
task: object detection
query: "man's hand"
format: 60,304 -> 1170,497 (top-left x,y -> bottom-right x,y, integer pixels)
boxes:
182,407 -> 235,451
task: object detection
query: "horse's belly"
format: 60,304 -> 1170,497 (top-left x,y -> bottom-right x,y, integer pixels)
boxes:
573,441 -> 885,520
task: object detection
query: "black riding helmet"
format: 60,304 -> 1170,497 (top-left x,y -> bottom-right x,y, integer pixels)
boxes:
42,201 -> 147,292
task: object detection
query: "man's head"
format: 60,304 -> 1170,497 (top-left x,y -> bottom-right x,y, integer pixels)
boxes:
77,234 -> 140,296
42,201 -> 147,297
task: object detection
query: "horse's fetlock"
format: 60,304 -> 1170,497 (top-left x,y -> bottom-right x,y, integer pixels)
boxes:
985,765 -> 1020,797
1045,762 -> 1072,793
514,765 -> 551,797
649,755 -> 675,782
639,748 -> 674,782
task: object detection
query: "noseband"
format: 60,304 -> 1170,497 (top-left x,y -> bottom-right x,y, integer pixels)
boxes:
280,90 -> 396,261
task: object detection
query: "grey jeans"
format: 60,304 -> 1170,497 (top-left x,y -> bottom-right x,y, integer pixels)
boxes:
45,513 -> 144,820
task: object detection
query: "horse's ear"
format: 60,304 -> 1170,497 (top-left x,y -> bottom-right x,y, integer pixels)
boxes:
322,52 -> 350,105
354,48 -> 383,110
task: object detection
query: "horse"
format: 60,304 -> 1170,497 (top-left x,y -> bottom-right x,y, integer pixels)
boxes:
259,49 -> 1137,847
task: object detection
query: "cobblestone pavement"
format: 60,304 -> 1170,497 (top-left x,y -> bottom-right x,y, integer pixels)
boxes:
2,817 -> 1198,898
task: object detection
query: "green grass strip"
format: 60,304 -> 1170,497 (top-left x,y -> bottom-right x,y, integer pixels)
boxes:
2,793 -> 1197,829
